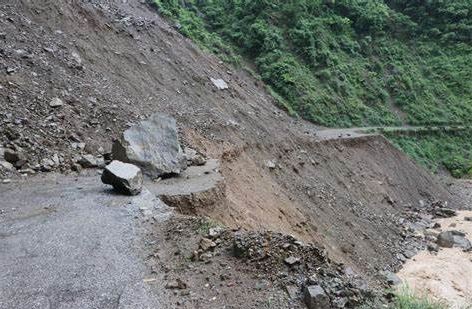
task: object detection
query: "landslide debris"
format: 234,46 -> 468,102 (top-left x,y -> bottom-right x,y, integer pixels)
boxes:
112,113 -> 187,178
101,160 -> 143,195
146,217 -> 387,309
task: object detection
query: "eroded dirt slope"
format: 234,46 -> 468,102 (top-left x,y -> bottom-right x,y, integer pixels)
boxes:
0,0 -> 457,284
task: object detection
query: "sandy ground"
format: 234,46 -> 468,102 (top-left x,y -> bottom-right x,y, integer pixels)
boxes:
398,211 -> 472,308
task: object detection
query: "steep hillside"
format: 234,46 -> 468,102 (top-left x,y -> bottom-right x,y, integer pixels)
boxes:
152,0 -> 472,127
0,0 -> 461,295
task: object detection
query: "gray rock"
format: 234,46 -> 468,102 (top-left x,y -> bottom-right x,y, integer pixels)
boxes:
78,154 -> 99,168
4,148 -> 22,163
265,160 -> 276,169
210,78 -> 228,90
437,231 -> 455,248
434,208 -> 457,218
101,161 -> 143,196
0,161 -> 14,171
465,217 -> 472,222
304,285 -> 330,309
437,231 -> 471,250
112,113 -> 186,178
284,256 -> 301,266
49,97 -> 64,108
381,270 -> 402,286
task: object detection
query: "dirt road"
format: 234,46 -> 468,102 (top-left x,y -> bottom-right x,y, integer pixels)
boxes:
0,174 -> 170,309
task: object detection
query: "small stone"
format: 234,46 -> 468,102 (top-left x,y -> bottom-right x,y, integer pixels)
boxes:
78,154 -> 98,168
381,270 -> 402,286
285,285 -> 299,299
465,217 -> 472,222
434,208 -> 457,218
0,161 -> 14,171
165,279 -> 187,290
208,227 -> 224,239
210,78 -> 228,90
49,97 -> 64,108
265,160 -> 276,169
437,231 -> 455,248
101,160 -> 143,196
284,256 -> 301,266
199,238 -> 217,251
304,285 -> 330,309
3,149 -> 22,163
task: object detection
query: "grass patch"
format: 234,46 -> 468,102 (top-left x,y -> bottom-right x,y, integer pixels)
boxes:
393,287 -> 446,309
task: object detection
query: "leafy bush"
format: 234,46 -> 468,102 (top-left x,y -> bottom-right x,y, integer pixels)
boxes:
387,131 -> 472,178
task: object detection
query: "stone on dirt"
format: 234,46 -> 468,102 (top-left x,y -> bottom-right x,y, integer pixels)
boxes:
78,154 -> 99,168
381,270 -> 402,286
210,78 -> 228,90
437,231 -> 471,249
49,97 -> 64,108
284,256 -> 301,266
101,160 -> 143,196
112,113 -> 186,178
304,285 -> 330,309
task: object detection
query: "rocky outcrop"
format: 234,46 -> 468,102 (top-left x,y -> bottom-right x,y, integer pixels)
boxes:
112,113 -> 187,178
101,160 -> 143,195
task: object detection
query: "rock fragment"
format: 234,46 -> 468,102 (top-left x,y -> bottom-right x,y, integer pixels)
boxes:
101,160 -> 143,196
112,113 -> 186,178
381,270 -> 402,286
284,256 -> 301,266
210,78 -> 228,90
49,97 -> 64,108
436,230 -> 471,250
304,285 -> 330,309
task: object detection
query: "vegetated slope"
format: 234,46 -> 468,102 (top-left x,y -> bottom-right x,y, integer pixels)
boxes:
152,0 -> 472,128
0,0 -> 457,285
387,130 -> 472,178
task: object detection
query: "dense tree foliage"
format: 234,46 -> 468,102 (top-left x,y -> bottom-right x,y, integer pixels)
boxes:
152,0 -> 472,127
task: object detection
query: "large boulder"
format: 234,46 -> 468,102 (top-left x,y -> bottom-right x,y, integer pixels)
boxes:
112,113 -> 186,178
101,160 -> 143,196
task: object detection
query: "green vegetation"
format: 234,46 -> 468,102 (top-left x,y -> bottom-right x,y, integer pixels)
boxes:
393,293 -> 446,309
392,287 -> 447,309
150,0 -> 472,177
151,0 -> 472,127
387,130 -> 472,178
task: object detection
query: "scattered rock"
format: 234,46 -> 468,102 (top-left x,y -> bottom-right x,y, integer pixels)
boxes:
465,217 -> 472,222
78,154 -> 99,168
210,78 -> 228,90
199,238 -> 217,251
437,230 -> 472,250
112,113 -> 187,178
304,285 -> 330,309
434,208 -> 457,218
49,97 -> 64,108
265,160 -> 276,169
284,256 -> 301,266
184,147 -> 207,166
4,148 -> 22,164
381,270 -> 402,286
208,227 -> 224,239
165,279 -> 187,290
101,160 -> 143,196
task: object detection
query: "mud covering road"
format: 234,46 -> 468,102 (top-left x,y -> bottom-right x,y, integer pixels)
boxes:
0,174 -> 170,309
